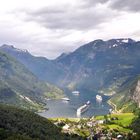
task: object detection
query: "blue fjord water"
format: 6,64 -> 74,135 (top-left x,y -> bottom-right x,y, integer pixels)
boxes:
39,90 -> 111,118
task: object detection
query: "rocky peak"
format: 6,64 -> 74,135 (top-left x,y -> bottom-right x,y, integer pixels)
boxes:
108,38 -> 135,44
0,44 -> 29,54
1,44 -> 14,49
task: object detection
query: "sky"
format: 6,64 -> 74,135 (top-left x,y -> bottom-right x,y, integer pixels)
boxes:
0,0 -> 140,59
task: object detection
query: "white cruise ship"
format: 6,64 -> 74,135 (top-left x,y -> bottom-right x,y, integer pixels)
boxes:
72,91 -> 80,96
62,97 -> 70,101
77,101 -> 90,116
96,95 -> 102,101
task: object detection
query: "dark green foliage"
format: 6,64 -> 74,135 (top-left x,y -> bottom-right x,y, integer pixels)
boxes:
0,104 -> 84,140
131,110 -> 140,139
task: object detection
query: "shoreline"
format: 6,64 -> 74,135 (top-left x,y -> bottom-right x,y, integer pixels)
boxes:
107,100 -> 121,114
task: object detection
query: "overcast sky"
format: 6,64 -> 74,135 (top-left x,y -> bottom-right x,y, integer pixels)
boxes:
0,0 -> 140,59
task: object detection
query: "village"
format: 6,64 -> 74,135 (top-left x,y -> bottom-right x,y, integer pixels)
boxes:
50,113 -> 135,140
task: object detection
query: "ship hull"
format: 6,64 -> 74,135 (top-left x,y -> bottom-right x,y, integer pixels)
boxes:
77,101 -> 90,116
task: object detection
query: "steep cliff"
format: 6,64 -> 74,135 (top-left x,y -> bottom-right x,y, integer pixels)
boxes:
133,80 -> 140,108
110,77 -> 140,112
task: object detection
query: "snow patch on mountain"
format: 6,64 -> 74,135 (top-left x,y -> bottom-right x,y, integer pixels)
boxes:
121,39 -> 129,43
113,44 -> 118,47
15,48 -> 28,53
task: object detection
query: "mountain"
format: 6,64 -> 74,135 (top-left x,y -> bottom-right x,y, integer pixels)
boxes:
0,50 -> 63,111
55,38 -> 140,92
0,44 -> 66,85
0,104 -> 84,140
1,38 -> 140,94
109,76 -> 140,112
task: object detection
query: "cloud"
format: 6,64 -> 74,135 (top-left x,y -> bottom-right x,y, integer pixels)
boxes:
0,0 -> 140,59
82,0 -> 109,6
22,1 -> 117,31
109,0 -> 140,12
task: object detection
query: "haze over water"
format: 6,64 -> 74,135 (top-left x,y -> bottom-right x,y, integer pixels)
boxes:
39,89 -> 111,118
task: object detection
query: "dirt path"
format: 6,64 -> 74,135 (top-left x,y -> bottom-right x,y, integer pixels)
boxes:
107,100 -> 121,114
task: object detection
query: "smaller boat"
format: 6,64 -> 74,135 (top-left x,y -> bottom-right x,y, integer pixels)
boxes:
96,95 -> 102,101
62,97 -> 70,101
86,100 -> 91,105
72,91 -> 80,96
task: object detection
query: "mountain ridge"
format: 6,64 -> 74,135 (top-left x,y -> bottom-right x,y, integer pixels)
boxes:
0,50 -> 64,111
1,38 -> 140,91
0,44 -> 66,85
55,38 -> 140,91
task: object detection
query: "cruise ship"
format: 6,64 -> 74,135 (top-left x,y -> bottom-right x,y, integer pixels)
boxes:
96,95 -> 102,101
72,91 -> 80,96
77,101 -> 90,116
62,97 -> 70,101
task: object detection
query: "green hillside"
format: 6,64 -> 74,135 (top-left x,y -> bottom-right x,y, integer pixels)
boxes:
0,51 -> 63,111
109,76 -> 140,112
0,104 -> 84,140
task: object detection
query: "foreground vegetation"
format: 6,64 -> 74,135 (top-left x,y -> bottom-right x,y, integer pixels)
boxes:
1,103 -> 140,140
0,104 -> 84,140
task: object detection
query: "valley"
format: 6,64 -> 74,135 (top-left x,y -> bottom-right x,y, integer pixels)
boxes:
0,38 -> 140,139
1,38 -> 140,113
1,0 -> 140,138
38,90 -> 111,118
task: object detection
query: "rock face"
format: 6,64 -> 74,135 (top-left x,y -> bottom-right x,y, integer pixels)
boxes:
109,76 -> 140,112
133,80 -> 140,108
